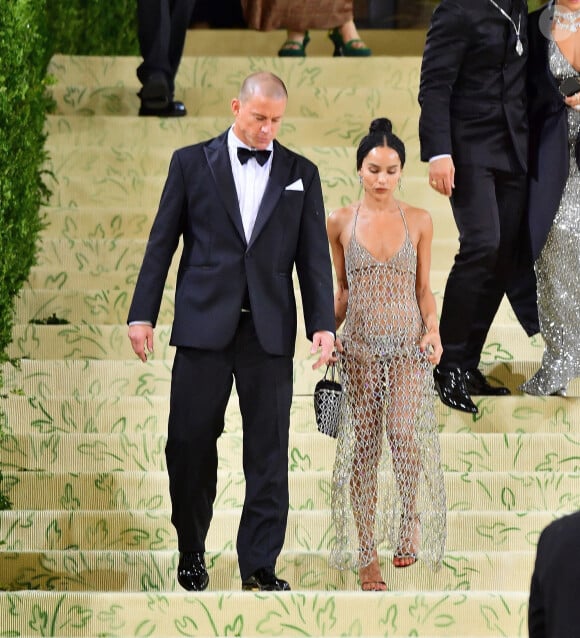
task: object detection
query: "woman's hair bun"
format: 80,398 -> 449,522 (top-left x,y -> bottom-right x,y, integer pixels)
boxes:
369,117 -> 393,134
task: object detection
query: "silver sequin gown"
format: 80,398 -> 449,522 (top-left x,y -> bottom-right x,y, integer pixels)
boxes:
520,41 -> 580,396
329,205 -> 446,572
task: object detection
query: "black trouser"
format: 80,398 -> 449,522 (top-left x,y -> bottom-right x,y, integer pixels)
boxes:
165,313 -> 293,580
137,0 -> 197,94
438,164 -> 537,371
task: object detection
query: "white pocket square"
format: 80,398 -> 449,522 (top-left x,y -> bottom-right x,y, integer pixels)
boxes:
285,179 -> 304,191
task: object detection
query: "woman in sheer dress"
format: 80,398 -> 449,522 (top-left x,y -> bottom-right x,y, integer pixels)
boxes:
326,118 -> 446,591
520,0 -> 580,396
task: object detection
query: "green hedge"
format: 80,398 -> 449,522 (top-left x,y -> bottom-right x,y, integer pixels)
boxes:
0,0 -> 54,508
0,1 -> 52,368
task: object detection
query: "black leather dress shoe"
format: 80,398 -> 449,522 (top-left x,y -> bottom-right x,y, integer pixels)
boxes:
177,551 -> 209,591
464,368 -> 510,396
139,100 -> 187,117
433,366 -> 478,414
242,568 -> 291,591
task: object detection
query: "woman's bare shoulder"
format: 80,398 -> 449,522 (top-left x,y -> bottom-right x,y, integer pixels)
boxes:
327,203 -> 356,229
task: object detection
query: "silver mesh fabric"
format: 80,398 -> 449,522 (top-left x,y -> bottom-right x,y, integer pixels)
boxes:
330,205 -> 447,571
520,41 -> 580,396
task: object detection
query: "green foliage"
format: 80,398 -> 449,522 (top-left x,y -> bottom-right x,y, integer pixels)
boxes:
0,1 -> 52,368
47,0 -> 139,55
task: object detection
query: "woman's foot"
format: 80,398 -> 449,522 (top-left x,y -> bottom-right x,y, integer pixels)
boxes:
328,20 -> 371,57
393,514 -> 420,568
278,31 -> 310,57
358,550 -> 388,591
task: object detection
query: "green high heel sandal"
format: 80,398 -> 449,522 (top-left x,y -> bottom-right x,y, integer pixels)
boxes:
328,27 -> 371,57
278,31 -> 310,57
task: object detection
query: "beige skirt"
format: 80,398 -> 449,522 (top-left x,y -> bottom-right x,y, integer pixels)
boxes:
242,0 -> 353,31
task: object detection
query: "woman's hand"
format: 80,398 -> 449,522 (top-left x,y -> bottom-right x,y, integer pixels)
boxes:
420,328 -> 443,365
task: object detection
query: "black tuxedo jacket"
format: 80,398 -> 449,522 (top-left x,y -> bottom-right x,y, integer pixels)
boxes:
527,5 -> 579,261
419,0 -> 528,172
528,511 -> 580,638
128,130 -> 335,356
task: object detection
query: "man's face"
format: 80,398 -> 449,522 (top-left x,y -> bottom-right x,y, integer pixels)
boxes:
231,93 -> 287,149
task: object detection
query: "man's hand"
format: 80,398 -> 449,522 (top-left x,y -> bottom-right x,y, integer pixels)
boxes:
429,156 -> 455,197
128,324 -> 154,362
310,331 -> 335,370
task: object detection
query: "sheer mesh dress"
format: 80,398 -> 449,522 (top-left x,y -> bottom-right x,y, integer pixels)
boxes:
330,204 -> 446,571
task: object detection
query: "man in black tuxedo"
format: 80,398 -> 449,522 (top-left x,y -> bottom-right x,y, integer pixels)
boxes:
136,0 -> 197,116
418,0 -> 539,414
528,511 -> 580,638
128,72 -> 336,591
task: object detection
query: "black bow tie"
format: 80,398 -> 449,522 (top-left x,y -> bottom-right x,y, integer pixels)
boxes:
237,147 -> 271,166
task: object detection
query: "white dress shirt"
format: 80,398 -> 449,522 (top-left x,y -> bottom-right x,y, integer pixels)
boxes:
227,127 -> 273,243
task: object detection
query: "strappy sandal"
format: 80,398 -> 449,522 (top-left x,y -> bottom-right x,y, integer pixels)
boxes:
328,28 -> 371,57
278,31 -> 310,57
358,547 -> 387,590
393,514 -> 420,568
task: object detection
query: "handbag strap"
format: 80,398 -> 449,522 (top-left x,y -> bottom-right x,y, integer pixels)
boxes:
323,363 -> 337,382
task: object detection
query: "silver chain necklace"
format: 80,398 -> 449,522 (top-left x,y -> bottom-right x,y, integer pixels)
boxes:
488,0 -> 524,56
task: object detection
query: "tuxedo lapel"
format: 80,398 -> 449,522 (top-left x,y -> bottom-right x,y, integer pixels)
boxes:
247,141 -> 294,249
204,133 -> 247,245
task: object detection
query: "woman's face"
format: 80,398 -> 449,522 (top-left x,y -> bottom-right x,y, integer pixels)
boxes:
556,0 -> 580,11
359,146 -> 402,197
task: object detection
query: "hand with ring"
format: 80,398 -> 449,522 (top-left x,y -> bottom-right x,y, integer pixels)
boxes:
428,156 -> 455,196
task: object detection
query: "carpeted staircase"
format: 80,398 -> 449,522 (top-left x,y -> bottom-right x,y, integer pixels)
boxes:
1,32 -> 579,638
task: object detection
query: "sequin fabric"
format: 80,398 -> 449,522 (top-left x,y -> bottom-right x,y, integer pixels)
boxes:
329,205 -> 446,572
520,41 -> 580,396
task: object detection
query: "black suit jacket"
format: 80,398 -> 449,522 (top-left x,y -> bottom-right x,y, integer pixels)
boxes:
528,511 -> 580,638
419,0 -> 528,172
527,4 -> 578,261
128,130 -> 335,356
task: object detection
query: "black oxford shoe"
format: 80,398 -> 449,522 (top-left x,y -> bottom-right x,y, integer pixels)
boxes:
464,368 -> 510,396
139,100 -> 187,117
433,366 -> 478,414
242,568 -> 291,591
177,551 -> 209,591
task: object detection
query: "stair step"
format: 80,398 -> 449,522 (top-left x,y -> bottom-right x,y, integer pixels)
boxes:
0,548 -> 535,592
46,173 -> 451,213
5,389 -> 580,436
0,508 -> 564,550
2,431 -> 578,473
47,54 -> 422,89
44,143 -> 434,179
45,114 -> 373,147
0,589 -> 528,638
6,322 -> 541,366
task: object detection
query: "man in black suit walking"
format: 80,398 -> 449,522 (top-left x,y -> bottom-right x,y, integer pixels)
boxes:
137,0 -> 197,116
529,511 -> 580,638
127,71 -> 336,591
418,0 -> 539,414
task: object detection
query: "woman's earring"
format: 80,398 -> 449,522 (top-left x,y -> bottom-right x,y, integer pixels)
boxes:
398,178 -> 403,192
359,175 -> 363,185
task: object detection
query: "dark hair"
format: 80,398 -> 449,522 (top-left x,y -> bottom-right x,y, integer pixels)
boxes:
356,118 -> 406,169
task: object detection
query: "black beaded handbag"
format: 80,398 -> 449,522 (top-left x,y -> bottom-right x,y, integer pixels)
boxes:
313,364 -> 343,438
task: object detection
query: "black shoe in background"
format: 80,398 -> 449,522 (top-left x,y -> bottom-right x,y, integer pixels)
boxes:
464,368 -> 510,396
242,568 -> 291,591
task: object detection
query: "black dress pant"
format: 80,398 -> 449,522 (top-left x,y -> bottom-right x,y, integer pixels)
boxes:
137,0 -> 197,94
165,313 -> 293,580
439,164 -> 537,370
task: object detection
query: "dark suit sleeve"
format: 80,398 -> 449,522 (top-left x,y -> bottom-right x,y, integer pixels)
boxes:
528,531 -> 546,638
127,150 -> 186,326
418,0 -> 470,161
294,163 -> 335,340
